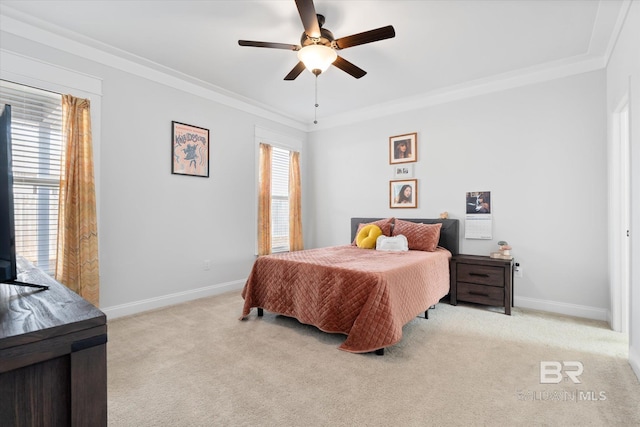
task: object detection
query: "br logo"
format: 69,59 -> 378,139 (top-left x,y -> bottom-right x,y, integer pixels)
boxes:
540,361 -> 584,384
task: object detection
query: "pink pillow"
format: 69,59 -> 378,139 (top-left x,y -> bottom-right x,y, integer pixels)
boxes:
352,218 -> 394,245
392,220 -> 442,251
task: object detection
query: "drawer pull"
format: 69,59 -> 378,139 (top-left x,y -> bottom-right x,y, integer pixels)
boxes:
469,273 -> 490,278
469,291 -> 490,297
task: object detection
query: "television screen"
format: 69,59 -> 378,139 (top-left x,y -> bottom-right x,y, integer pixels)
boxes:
0,103 -> 17,283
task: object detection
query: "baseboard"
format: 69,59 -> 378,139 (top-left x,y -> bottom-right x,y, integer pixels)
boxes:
514,296 -> 608,322
630,344 -> 640,382
104,286 -> 610,322
102,279 -> 245,320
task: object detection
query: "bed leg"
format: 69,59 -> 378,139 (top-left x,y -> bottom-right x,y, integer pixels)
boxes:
423,305 -> 436,319
257,307 -> 263,317
375,348 -> 385,356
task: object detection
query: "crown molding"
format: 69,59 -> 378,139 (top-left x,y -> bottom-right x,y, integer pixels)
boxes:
304,0 -> 632,132
0,11 -> 308,132
601,0 -> 634,67
312,53 -> 607,131
1,1 -> 630,134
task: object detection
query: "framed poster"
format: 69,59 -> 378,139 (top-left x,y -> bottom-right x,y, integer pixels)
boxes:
390,179 -> 417,208
465,191 -> 492,239
389,132 -> 417,164
171,121 -> 210,177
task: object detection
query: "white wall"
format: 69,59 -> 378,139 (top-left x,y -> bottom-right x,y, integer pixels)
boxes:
606,0 -> 640,380
0,27 -> 306,317
307,70 -> 608,320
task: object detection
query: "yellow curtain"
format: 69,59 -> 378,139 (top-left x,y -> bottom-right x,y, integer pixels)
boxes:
257,143 -> 272,256
289,150 -> 304,251
56,94 -> 100,306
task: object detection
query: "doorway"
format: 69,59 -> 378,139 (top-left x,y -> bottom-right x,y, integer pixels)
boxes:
611,96 -> 630,334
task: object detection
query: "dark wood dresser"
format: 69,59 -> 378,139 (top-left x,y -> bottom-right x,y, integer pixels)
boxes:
0,258 -> 107,426
450,254 -> 514,315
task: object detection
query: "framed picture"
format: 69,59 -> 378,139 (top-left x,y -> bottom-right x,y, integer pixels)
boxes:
171,121 -> 210,177
390,179 -> 417,208
389,132 -> 417,164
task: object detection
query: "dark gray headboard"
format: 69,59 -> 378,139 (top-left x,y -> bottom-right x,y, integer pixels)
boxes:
350,218 -> 459,256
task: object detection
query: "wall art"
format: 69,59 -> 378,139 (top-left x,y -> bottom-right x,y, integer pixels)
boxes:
390,179 -> 417,208
389,132 -> 417,164
171,121 -> 209,177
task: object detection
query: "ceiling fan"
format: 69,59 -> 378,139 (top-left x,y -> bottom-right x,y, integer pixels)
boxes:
238,0 -> 396,80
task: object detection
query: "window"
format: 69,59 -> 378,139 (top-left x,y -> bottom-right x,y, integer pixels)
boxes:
271,146 -> 290,252
0,80 -> 63,275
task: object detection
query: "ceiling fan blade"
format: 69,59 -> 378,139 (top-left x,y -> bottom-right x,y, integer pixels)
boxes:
333,56 -> 367,79
284,62 -> 307,81
295,0 -> 321,38
238,40 -> 301,51
334,25 -> 396,50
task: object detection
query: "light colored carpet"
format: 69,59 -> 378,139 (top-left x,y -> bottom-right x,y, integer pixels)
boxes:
107,291 -> 639,426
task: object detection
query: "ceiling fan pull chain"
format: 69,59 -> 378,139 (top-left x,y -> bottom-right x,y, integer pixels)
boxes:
314,74 -> 319,124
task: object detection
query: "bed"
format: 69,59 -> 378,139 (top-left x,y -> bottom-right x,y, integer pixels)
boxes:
241,217 -> 459,354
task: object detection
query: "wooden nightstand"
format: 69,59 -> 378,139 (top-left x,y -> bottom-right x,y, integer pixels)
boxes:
450,254 -> 514,315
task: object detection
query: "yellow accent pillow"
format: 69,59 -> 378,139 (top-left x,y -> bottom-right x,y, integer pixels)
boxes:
356,224 -> 383,249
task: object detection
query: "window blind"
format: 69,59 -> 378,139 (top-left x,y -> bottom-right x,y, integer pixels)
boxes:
0,80 -> 63,275
271,146 -> 290,252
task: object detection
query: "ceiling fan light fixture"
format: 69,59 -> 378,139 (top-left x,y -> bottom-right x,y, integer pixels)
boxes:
297,44 -> 337,75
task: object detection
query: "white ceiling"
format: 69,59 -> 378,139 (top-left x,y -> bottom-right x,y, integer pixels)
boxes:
0,1 -> 628,129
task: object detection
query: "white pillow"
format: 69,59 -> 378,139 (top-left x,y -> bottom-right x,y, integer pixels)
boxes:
376,234 -> 409,252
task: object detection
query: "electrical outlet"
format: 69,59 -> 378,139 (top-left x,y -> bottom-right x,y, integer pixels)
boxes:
203,259 -> 211,271
514,263 -> 523,278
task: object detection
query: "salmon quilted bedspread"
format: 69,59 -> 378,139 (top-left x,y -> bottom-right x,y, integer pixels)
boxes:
241,245 -> 451,353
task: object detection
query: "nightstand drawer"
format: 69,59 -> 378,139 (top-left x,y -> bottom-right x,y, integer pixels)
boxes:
457,282 -> 504,306
457,263 -> 504,287
450,254 -> 513,315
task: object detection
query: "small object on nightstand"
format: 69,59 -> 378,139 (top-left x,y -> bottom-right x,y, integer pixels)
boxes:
490,251 -> 513,260
450,254 -> 514,315
491,240 -> 513,259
